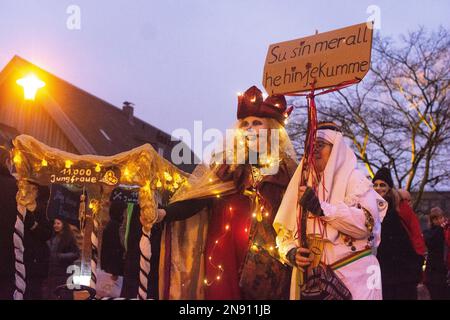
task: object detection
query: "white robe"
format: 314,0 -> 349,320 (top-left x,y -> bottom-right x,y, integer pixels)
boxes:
274,130 -> 387,300
276,169 -> 386,300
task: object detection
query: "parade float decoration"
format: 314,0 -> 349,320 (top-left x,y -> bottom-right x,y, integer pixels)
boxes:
9,134 -> 186,300
263,22 -> 374,299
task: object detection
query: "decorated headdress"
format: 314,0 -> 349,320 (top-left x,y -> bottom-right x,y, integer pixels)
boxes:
169,87 -> 299,204
237,86 -> 293,125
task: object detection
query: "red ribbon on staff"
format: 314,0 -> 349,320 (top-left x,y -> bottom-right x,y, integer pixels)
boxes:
287,78 -> 359,254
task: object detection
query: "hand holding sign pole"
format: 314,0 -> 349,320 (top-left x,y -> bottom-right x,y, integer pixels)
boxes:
263,22 -> 374,299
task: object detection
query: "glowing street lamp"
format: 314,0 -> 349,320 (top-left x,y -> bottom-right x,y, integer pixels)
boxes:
16,74 -> 45,101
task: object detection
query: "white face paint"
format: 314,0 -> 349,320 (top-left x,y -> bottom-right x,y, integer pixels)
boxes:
238,116 -> 271,152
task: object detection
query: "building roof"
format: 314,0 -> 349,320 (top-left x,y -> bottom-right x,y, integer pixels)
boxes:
0,55 -> 196,172
0,123 -> 19,147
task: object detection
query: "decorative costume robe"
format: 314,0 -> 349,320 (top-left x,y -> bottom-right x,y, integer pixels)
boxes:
159,161 -> 295,300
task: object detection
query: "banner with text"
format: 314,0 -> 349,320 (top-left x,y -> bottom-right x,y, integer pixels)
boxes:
263,22 -> 373,95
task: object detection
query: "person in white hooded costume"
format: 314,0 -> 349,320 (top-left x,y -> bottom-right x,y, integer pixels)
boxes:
273,122 -> 387,300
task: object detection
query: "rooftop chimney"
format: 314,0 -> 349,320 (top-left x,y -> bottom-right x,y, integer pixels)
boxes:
122,101 -> 134,124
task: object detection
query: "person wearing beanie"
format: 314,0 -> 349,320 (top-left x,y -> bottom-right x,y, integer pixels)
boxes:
373,167 -> 424,300
274,122 -> 387,300
372,167 -> 394,194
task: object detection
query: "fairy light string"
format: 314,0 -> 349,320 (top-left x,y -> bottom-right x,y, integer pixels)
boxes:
204,156 -> 282,287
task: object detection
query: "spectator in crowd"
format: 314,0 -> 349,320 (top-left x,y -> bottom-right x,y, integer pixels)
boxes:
0,163 -> 18,299
101,201 -> 126,280
119,202 -> 139,299
423,207 -> 449,300
374,168 -> 424,300
23,185 -> 52,300
446,215 -> 450,287
118,201 -> 162,300
397,189 -> 429,299
0,145 -> 52,300
397,189 -> 427,266
46,217 -> 79,300
398,189 -> 413,207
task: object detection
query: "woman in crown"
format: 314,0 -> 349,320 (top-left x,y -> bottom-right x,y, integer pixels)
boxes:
157,86 -> 298,300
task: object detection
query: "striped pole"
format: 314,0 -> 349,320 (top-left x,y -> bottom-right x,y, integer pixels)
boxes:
13,207 -> 26,300
138,230 -> 151,300
90,218 -> 99,291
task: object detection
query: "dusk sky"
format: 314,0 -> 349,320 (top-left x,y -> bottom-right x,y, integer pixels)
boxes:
1,0 -> 450,139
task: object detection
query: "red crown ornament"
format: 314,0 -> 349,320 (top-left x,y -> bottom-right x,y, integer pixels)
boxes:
237,86 -> 293,125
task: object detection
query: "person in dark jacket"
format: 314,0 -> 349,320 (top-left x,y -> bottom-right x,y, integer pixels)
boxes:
120,202 -> 162,299
46,217 -> 80,300
101,201 -> 126,279
23,185 -> 52,300
373,168 -> 423,300
0,145 -> 51,300
120,203 -> 140,298
0,166 -> 18,300
424,207 -> 449,300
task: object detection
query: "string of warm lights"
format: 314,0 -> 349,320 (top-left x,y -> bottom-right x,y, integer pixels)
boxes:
203,193 -> 280,287
204,210 -> 230,286
201,131 -> 286,287
12,148 -> 186,192
11,135 -> 188,301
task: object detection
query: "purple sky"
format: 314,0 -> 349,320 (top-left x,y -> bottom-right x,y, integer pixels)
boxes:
1,0 -> 450,138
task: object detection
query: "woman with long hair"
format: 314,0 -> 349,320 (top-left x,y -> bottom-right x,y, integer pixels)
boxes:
157,86 -> 298,300
46,217 -> 79,299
